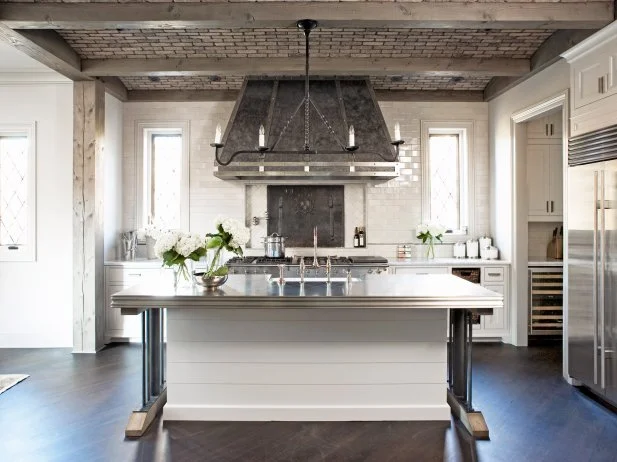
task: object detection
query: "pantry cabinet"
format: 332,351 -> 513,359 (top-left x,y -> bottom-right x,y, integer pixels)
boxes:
526,112 -> 563,142
527,143 -> 563,221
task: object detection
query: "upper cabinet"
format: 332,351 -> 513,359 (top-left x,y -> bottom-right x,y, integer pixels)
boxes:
571,43 -> 617,110
564,22 -> 617,137
527,112 -> 563,142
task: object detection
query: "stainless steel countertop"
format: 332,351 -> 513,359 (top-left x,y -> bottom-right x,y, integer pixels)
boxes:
528,257 -> 563,267
112,274 -> 502,315
388,258 -> 510,266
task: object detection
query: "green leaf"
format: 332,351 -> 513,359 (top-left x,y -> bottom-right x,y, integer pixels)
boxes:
211,266 -> 229,276
207,236 -> 223,249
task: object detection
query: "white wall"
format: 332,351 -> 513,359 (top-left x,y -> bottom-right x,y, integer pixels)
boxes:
0,81 -> 74,348
122,100 -> 490,257
488,59 -> 570,346
104,94 -> 124,261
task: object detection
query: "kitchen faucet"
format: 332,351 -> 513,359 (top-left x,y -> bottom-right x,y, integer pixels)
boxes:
311,226 -> 320,269
325,256 -> 332,283
299,257 -> 306,283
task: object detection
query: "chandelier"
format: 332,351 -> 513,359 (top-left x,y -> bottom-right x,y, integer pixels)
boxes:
211,19 -> 404,167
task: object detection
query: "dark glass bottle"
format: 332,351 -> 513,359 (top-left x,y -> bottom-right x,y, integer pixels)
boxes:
353,227 -> 360,248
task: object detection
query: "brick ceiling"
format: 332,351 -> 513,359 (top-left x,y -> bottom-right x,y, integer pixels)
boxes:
59,28 -> 552,60
57,27 -> 553,91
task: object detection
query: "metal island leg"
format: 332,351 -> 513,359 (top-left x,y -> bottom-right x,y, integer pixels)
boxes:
447,309 -> 489,440
125,307 -> 167,438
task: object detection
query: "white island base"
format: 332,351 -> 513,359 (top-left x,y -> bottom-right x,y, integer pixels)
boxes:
113,274 -> 501,437
164,307 -> 449,422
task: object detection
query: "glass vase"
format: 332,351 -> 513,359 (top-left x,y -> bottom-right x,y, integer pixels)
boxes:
172,263 -> 190,289
424,240 -> 435,259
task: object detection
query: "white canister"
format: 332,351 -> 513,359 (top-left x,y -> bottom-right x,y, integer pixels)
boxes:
488,246 -> 499,260
453,242 -> 466,258
466,239 -> 479,259
479,236 -> 492,250
480,245 -> 490,260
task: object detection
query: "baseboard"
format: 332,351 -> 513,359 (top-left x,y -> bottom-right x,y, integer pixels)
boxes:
163,404 -> 451,422
0,333 -> 72,349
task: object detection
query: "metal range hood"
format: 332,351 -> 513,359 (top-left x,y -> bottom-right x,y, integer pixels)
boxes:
213,77 -> 401,181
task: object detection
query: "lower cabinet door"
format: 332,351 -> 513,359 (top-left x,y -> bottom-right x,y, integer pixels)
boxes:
105,283 -> 142,341
482,284 -> 505,331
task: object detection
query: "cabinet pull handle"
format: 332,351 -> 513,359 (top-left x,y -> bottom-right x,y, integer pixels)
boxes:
551,200 -> 554,212
550,124 -> 554,136
599,76 -> 604,94
487,272 -> 501,277
546,201 -> 549,213
128,273 -> 142,276
545,124 -> 548,136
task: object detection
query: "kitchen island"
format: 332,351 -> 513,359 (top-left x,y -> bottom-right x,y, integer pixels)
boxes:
112,273 -> 503,439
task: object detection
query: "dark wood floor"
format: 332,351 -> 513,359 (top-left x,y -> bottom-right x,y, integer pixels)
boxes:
1,343 -> 617,462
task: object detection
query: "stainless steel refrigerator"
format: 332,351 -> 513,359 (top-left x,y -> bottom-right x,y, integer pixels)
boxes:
568,124 -> 617,404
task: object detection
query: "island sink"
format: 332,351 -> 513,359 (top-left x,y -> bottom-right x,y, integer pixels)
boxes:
269,276 -> 361,283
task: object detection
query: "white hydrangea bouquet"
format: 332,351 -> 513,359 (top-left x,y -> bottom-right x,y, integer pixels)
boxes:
154,231 -> 207,285
204,217 -> 251,277
416,223 -> 445,259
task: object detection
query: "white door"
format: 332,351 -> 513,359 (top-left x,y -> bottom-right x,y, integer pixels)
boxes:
482,284 -> 505,331
549,143 -> 564,216
573,53 -> 608,109
527,144 -> 549,217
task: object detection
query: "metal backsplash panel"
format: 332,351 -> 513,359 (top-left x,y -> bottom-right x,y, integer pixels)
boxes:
267,185 -> 344,247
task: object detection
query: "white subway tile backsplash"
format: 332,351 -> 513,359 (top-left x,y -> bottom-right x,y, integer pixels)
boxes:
121,100 -> 490,255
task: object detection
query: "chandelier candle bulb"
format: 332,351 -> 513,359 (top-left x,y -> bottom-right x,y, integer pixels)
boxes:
348,125 -> 355,147
394,122 -> 401,142
259,125 -> 265,148
214,124 -> 222,144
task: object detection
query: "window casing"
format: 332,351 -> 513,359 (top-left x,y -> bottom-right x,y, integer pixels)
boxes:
136,122 -> 189,231
0,123 -> 36,262
421,121 -> 474,239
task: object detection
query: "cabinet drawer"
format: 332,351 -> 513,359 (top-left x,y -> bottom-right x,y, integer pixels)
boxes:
395,266 -> 449,275
483,267 -> 505,282
106,267 -> 159,284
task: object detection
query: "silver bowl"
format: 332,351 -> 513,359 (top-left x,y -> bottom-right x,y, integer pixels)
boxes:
193,272 -> 228,291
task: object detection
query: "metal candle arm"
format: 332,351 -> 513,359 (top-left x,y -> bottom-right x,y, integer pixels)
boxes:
211,143 -> 404,165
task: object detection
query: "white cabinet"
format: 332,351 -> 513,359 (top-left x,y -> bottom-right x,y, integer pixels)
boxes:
565,23 -> 617,136
104,264 -> 162,342
571,39 -> 617,110
527,143 -> 563,221
527,112 -> 562,142
392,266 -> 449,275
392,264 -> 510,341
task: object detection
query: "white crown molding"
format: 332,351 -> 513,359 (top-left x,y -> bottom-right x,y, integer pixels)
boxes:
561,20 -> 617,62
0,70 -> 71,85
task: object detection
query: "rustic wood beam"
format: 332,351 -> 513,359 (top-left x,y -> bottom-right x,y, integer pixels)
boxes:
375,90 -> 484,102
0,26 -> 88,80
126,89 -> 483,102
0,2 -> 611,30
128,90 -> 238,102
73,80 -> 106,353
83,57 -> 530,77
484,29 -> 596,101
96,76 -> 128,102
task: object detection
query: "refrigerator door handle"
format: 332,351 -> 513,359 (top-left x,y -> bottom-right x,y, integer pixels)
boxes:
594,171 -> 599,385
600,170 -> 606,390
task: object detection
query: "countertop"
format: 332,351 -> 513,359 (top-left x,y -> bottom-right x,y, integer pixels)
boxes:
388,258 -> 510,266
112,273 -> 502,315
528,257 -> 563,267
106,257 -> 511,267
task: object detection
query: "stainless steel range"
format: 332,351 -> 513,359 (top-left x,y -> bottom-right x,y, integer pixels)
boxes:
226,255 -> 389,278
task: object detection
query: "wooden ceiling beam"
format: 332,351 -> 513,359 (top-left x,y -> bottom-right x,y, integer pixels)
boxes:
0,26 -> 87,80
126,89 -> 484,102
83,57 -> 530,77
0,2 -> 612,30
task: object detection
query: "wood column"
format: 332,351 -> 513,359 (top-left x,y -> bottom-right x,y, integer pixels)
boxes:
73,80 -> 105,353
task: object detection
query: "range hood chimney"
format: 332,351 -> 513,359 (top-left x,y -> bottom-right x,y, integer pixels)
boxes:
212,20 -> 403,181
